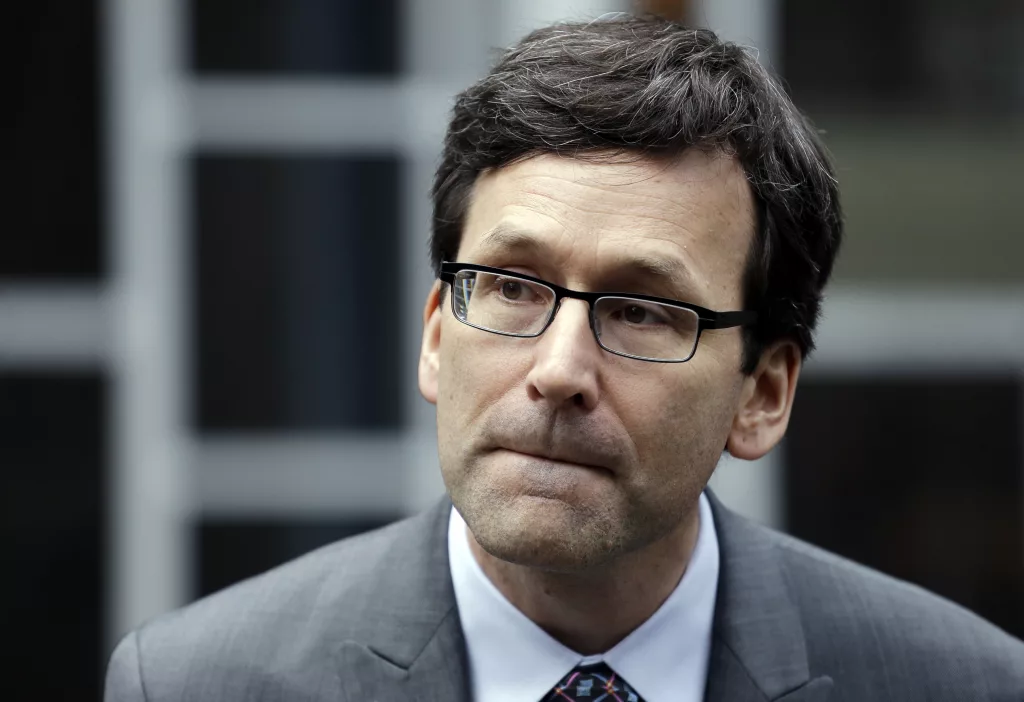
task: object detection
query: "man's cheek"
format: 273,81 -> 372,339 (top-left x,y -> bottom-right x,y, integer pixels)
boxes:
439,348 -> 496,431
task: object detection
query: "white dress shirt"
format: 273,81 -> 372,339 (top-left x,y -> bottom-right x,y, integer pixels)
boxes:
448,492 -> 720,702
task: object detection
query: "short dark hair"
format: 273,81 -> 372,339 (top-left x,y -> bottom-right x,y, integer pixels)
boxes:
431,15 -> 842,373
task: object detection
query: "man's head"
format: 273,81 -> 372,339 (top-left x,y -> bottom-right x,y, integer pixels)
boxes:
419,16 -> 842,572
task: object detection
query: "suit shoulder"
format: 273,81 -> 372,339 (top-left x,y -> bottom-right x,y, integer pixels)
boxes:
115,504 -> 447,700
142,507 -> 426,634
764,526 -> 1024,694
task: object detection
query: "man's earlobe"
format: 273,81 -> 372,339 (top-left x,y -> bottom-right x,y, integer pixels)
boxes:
726,341 -> 801,460
418,283 -> 443,405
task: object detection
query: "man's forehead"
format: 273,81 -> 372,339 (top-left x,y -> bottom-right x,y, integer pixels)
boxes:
459,152 -> 755,288
465,150 -> 752,230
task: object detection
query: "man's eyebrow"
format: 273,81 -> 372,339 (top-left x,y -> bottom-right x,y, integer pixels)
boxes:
475,224 -> 699,298
611,255 -> 697,296
476,224 -> 549,257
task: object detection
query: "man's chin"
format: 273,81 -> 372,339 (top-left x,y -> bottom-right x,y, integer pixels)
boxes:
466,497 -> 622,572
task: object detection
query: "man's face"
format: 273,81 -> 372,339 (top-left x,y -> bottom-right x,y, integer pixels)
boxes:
421,150 -> 756,571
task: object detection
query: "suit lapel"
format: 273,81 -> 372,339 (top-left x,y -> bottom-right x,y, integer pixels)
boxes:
334,498 -> 470,702
336,608 -> 468,701
703,491 -> 834,702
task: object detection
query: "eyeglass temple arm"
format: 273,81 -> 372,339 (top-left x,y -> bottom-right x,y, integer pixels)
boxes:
702,310 -> 758,329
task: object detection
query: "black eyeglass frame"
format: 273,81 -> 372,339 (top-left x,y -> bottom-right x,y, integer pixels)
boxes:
438,261 -> 758,363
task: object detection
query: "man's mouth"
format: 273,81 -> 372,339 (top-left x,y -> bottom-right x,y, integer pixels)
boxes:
496,446 -> 614,475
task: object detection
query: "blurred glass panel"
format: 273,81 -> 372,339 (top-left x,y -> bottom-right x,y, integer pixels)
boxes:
1,372 -> 107,699
783,0 -> 1022,116
822,123 -> 1022,283
188,0 -> 401,76
5,1 -> 103,279
195,517 -> 398,597
781,0 -> 1024,284
193,155 -> 403,432
785,375 -> 1024,639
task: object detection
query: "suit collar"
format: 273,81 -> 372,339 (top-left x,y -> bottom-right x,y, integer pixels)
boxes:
703,491 -> 833,702
334,497 -> 469,701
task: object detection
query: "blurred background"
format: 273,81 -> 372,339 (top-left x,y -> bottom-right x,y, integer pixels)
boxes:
3,0 -> 1022,698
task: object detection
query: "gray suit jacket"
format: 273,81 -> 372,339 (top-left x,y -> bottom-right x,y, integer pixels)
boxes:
106,493 -> 1024,701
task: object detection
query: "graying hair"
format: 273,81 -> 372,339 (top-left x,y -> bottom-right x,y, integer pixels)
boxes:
431,15 -> 842,372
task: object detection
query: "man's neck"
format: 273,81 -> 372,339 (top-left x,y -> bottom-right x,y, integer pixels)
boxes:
465,507 -> 701,655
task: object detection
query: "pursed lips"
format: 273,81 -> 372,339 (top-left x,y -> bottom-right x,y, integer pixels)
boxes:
496,445 -> 616,475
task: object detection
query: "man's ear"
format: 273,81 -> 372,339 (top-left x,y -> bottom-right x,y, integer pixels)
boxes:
726,341 -> 802,460
418,282 -> 443,405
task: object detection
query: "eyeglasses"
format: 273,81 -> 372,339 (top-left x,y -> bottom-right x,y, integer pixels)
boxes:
439,262 -> 757,363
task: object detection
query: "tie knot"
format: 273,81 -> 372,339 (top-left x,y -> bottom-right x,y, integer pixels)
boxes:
545,661 -> 643,701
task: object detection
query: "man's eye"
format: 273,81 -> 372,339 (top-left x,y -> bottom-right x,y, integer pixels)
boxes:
623,305 -> 648,324
493,278 -> 540,301
500,280 -> 524,300
619,303 -> 666,325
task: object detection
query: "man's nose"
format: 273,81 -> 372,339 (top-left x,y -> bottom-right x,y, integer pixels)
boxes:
524,299 -> 601,410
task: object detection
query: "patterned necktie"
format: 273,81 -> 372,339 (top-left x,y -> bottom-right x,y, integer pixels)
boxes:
544,661 -> 645,701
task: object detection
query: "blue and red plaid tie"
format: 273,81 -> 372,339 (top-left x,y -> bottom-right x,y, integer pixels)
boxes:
544,662 -> 644,701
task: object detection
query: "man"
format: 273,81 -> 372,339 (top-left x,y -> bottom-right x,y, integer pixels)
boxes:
106,16 -> 1023,702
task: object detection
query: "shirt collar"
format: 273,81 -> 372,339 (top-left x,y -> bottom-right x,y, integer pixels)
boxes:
448,492 -> 720,702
